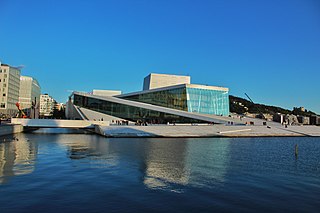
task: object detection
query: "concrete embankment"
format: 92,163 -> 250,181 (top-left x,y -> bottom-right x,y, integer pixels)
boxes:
2,121 -> 319,138
0,124 -> 24,136
95,124 -> 320,138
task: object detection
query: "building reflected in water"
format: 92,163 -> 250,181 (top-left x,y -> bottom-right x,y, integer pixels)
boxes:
40,133 -> 232,190
58,134 -> 119,168
0,135 -> 38,184
142,138 -> 190,189
142,138 -> 231,190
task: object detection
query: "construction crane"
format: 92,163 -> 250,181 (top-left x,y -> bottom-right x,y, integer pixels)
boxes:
244,93 -> 266,120
15,102 -> 28,118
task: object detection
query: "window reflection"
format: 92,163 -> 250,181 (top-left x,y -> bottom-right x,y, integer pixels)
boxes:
187,88 -> 229,116
74,94 -> 206,124
122,86 -> 230,116
123,87 -> 188,111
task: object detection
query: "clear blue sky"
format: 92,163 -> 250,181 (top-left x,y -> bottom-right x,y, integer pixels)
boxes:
1,0 -> 319,113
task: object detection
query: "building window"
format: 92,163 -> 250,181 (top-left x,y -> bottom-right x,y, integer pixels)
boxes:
0,103 -> 5,108
3,94 -> 5,96
3,84 -> 6,87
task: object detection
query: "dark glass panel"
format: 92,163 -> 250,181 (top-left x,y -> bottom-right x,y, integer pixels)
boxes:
122,87 -> 188,111
73,94 -> 206,124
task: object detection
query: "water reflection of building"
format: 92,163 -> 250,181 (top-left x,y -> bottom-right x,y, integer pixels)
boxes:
143,139 -> 190,189
56,134 -> 119,167
0,135 -> 38,184
185,138 -> 231,184
142,138 -> 231,189
36,132 -> 231,190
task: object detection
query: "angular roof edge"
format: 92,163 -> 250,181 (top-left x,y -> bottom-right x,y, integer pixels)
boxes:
72,91 -> 237,124
117,83 -> 228,98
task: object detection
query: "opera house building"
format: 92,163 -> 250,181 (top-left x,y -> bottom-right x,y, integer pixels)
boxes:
67,73 -> 230,124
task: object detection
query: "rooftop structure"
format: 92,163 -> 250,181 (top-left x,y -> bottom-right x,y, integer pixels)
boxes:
143,73 -> 190,91
91,90 -> 122,97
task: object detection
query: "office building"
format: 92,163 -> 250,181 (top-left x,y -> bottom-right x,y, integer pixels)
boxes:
19,76 -> 41,118
0,63 -> 21,116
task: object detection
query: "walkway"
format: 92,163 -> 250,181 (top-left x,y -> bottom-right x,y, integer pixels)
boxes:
11,118 -> 109,129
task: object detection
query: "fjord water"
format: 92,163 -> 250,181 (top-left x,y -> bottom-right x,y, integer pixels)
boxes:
0,129 -> 319,212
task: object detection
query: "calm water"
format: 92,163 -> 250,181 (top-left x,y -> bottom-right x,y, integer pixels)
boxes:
0,129 -> 319,212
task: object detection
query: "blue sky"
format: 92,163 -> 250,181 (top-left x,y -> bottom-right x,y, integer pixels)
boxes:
1,0 -> 319,113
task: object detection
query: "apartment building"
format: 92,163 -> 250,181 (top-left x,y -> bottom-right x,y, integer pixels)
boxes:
0,63 -> 21,116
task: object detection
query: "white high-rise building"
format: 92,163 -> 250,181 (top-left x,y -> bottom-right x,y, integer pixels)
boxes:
19,76 -> 41,118
40,94 -> 55,117
0,63 -> 21,116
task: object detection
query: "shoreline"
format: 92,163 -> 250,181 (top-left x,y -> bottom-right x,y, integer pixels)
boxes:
0,124 -> 24,137
1,122 -> 319,138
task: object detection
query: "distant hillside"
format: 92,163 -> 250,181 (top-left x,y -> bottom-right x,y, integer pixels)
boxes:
229,95 -> 318,117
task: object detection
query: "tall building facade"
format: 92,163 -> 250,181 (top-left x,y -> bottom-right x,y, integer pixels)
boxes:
19,76 -> 41,118
40,94 -> 55,118
0,63 -> 21,116
143,73 -> 191,91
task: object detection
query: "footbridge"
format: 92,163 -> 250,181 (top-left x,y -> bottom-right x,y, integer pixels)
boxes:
11,118 -> 109,129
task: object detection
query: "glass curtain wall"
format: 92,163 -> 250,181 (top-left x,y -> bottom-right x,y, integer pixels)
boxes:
122,86 -> 230,116
186,88 -> 229,116
122,87 -> 188,111
73,94 -> 206,124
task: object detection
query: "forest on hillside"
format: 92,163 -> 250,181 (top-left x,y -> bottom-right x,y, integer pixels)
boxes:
229,95 -> 318,117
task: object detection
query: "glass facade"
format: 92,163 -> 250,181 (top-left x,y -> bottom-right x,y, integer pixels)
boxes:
186,87 -> 229,116
122,86 -> 230,116
122,87 -> 188,111
73,94 -> 206,124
